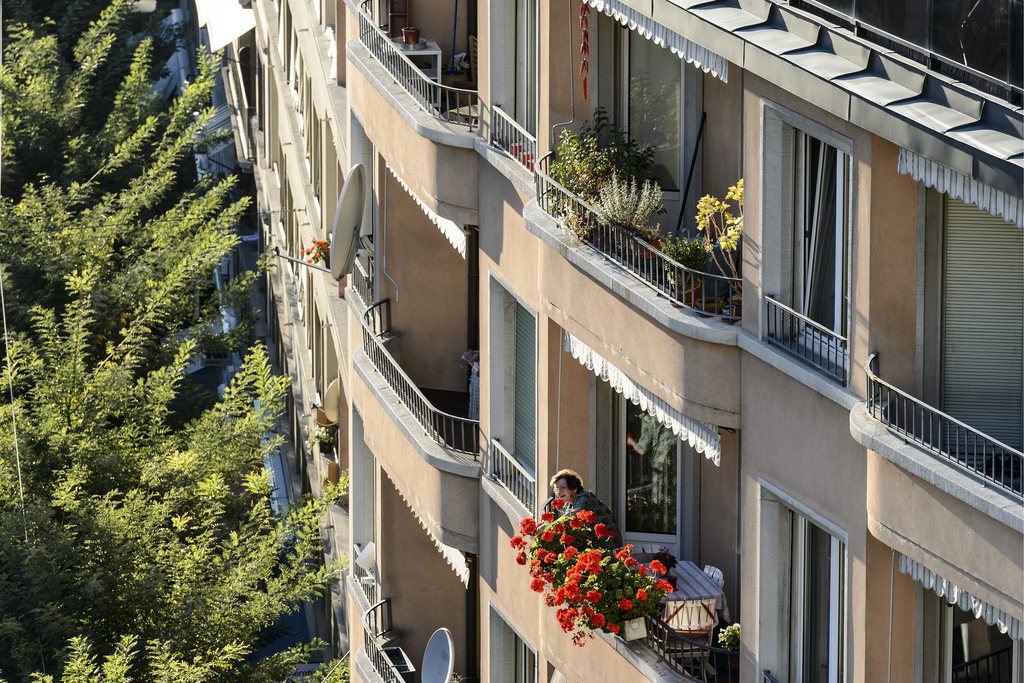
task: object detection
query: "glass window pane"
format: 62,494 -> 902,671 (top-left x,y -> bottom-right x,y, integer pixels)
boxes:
931,0 -> 1015,86
628,38 -> 680,191
803,523 -> 834,683
624,402 -> 677,535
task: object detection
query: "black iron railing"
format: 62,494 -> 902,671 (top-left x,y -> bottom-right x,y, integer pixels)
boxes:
642,615 -> 740,682
490,105 -> 537,174
363,598 -> 408,682
762,671 -> 781,683
351,253 -> 372,307
952,645 -> 1014,683
764,296 -> 848,384
535,153 -> 742,321
357,1 -> 479,130
361,300 -> 481,456
485,439 -> 536,514
865,354 -> 1023,497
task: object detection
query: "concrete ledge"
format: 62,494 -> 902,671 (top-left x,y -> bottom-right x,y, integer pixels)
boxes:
473,136 -> 537,199
850,403 -> 1024,532
522,199 -> 741,346
481,475 -> 532,528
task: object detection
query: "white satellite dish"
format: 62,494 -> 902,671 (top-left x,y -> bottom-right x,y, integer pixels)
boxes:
421,628 -> 454,683
330,163 -> 367,281
322,378 -> 341,424
354,541 -> 377,572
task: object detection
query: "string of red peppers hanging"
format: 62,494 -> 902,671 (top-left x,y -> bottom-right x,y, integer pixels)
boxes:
580,3 -> 591,100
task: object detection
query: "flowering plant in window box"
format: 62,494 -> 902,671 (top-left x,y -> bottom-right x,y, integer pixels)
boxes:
302,239 -> 331,265
510,499 -> 673,646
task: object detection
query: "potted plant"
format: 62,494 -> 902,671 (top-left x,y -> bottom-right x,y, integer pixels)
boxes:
718,622 -> 741,670
694,179 -> 743,315
660,235 -> 707,302
510,501 -> 674,647
592,175 -> 664,242
307,425 -> 335,454
302,239 -> 331,266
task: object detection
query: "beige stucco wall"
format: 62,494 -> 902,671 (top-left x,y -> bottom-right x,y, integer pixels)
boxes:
741,354 -> 869,681
867,451 -> 1024,617
379,472 -> 470,677
383,174 -> 470,394
351,356 -> 480,551
347,52 -> 480,226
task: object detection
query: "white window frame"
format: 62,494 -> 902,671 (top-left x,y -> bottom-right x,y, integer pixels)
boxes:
791,516 -> 846,683
514,0 -> 539,135
489,604 -> 538,683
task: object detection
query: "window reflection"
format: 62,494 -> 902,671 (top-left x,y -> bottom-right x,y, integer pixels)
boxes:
624,401 -> 678,536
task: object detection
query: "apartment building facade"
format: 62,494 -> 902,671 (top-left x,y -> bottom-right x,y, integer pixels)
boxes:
203,0 -> 1022,679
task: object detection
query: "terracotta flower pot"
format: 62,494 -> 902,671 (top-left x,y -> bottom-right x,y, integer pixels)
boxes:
402,27 -> 420,45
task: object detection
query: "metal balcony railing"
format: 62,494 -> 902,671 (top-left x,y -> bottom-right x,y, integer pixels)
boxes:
762,671 -> 781,683
363,599 -> 411,683
865,354 -> 1023,497
764,296 -> 848,384
351,542 -> 378,605
356,1 -> 479,131
535,153 -> 742,321
485,439 -> 536,514
352,254 -> 373,308
952,645 -> 1014,683
361,300 -> 481,456
490,105 -> 536,174
642,615 -> 740,681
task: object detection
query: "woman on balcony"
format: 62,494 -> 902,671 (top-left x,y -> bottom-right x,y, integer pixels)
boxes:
546,468 -> 621,549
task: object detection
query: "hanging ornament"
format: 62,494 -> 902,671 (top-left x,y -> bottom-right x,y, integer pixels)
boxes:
579,3 -> 591,100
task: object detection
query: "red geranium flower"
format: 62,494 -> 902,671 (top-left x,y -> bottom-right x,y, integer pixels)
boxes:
655,579 -> 674,592
551,498 -> 566,509
540,530 -> 555,542
560,534 -> 575,546
594,523 -> 609,538
617,598 -> 633,611
515,551 -> 527,565
510,535 -> 526,549
636,588 -> 648,601
569,518 -> 583,529
638,565 -> 648,576
541,512 -> 555,523
649,559 -> 667,576
591,612 -> 606,627
586,590 -> 602,603
607,622 -> 620,634
563,546 -> 579,559
530,577 -> 546,592
520,518 -> 537,535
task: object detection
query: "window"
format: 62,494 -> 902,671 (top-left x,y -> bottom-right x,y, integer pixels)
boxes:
791,132 -> 848,336
762,107 -> 851,383
490,609 -> 538,683
489,280 -> 536,474
514,0 -> 538,135
920,593 -> 1022,683
758,486 -> 847,682
792,518 -> 845,683
510,298 -> 537,470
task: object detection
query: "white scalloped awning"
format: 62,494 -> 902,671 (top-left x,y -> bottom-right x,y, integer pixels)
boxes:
392,478 -> 471,587
564,332 -> 721,464
584,0 -> 728,82
386,165 -> 467,257
899,553 -> 1022,640
897,148 -> 1023,228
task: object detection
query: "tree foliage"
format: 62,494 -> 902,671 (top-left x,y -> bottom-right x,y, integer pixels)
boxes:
0,3 -> 342,681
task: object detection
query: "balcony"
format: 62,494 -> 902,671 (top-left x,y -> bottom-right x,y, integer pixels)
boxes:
764,296 -> 848,385
640,616 -> 741,682
484,439 -> 536,516
535,153 -> 743,322
489,105 -> 537,176
355,0 -> 478,131
361,299 -> 479,456
864,354 -> 1022,498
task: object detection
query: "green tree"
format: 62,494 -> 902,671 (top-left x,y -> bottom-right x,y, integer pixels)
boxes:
0,3 -> 341,681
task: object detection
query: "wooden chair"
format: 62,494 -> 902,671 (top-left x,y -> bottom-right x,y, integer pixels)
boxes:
664,598 -> 718,682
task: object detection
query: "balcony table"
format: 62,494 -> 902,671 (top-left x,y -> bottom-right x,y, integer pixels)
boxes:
661,560 -> 726,619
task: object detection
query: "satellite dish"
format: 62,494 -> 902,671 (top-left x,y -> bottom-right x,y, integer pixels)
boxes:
323,378 -> 341,424
330,164 -> 367,281
421,628 -> 454,683
354,541 -> 377,572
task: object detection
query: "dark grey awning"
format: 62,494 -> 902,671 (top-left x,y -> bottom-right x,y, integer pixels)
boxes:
640,0 -> 1023,197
